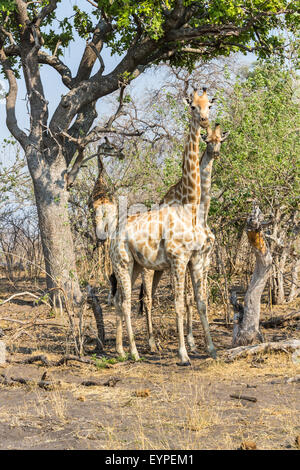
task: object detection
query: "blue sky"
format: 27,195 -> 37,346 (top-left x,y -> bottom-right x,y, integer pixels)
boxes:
0,0 -> 255,164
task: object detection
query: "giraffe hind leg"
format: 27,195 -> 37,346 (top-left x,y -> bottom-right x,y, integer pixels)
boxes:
114,261 -> 141,361
171,259 -> 191,366
141,269 -> 160,353
185,271 -> 196,352
189,256 -> 217,359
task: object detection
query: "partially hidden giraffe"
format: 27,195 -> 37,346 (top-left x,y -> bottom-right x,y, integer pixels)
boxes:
89,153 -> 117,290
140,124 -> 230,353
109,89 -> 217,365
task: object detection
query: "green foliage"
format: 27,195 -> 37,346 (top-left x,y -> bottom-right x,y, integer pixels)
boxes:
91,353 -> 129,369
0,1 -> 299,72
212,61 -> 299,229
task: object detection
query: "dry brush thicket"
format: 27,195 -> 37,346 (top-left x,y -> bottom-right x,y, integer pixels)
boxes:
0,61 -> 299,357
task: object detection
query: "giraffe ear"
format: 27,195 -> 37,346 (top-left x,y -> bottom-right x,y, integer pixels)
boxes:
209,97 -> 216,108
200,133 -> 208,142
214,123 -> 221,138
221,130 -> 230,142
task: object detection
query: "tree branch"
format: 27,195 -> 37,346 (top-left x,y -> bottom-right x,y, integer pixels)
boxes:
75,19 -> 113,84
0,48 -> 28,148
38,50 -> 74,89
35,0 -> 59,28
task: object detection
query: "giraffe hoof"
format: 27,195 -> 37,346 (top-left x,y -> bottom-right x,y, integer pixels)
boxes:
177,360 -> 191,367
208,347 -> 217,359
149,347 -> 158,354
149,340 -> 158,354
116,350 -> 126,360
130,352 -> 140,362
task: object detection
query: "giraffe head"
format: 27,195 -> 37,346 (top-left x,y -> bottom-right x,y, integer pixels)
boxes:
186,87 -> 215,129
201,123 -> 230,158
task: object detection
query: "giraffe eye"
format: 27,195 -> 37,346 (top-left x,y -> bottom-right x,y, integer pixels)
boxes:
191,105 -> 196,110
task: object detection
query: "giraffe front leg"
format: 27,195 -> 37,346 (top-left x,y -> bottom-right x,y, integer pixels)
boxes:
114,289 -> 126,359
114,263 -> 140,361
189,255 -> 217,359
185,271 -> 196,352
123,296 -> 140,361
142,269 -> 157,353
148,270 -> 164,352
200,249 -> 211,319
172,261 -> 191,366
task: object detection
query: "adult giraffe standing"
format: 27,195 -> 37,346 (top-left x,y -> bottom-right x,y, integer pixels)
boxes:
110,89 -> 216,365
140,124 -> 230,353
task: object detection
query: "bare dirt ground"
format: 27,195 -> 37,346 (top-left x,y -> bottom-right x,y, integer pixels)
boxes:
0,275 -> 299,450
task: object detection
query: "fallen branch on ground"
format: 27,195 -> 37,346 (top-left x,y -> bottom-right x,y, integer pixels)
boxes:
54,355 -> 98,366
261,311 -> 300,328
0,371 -> 121,390
230,393 -> 257,402
270,375 -> 300,385
225,339 -> 300,362
22,354 -> 50,366
0,291 -> 51,308
0,372 -> 59,390
17,354 -> 97,367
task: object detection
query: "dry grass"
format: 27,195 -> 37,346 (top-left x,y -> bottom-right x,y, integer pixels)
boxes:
0,276 -> 299,449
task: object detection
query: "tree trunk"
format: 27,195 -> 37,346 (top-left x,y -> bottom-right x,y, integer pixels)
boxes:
288,258 -> 300,303
273,248 -> 288,304
27,147 -> 82,304
232,203 -> 272,347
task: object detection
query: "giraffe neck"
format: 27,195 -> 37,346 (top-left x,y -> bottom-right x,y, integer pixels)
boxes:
181,119 -> 201,205
198,149 -> 213,227
91,167 -> 118,241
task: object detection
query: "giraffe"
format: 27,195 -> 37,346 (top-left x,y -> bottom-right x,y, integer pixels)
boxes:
89,153 -> 117,290
92,88 -> 214,347
140,124 -> 230,353
109,89 -> 217,365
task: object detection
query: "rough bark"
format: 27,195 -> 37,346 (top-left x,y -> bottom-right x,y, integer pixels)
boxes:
87,285 -> 105,350
27,147 -> 82,303
232,203 -> 272,347
288,259 -> 300,302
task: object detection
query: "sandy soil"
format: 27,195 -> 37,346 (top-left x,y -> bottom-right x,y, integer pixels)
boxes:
0,275 -> 299,450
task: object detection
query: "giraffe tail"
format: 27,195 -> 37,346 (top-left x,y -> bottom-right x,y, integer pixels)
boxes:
109,272 -> 117,298
138,283 -> 144,315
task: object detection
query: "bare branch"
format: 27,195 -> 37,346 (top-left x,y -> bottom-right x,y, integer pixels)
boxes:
0,48 -> 28,148
66,146 -> 85,189
0,291 -> 51,308
88,42 -> 105,75
86,0 -> 98,7
38,51 -> 74,88
74,19 -> 113,84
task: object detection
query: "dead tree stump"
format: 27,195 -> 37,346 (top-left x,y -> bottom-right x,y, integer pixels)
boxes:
232,202 -> 272,347
87,285 -> 105,350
